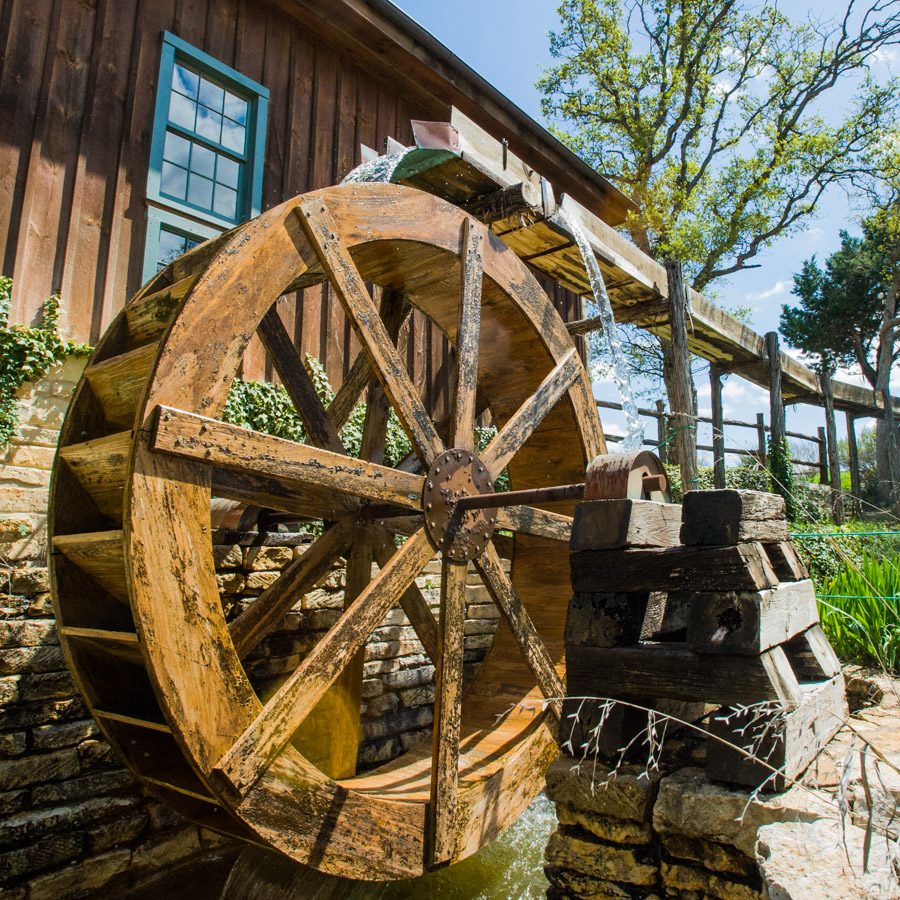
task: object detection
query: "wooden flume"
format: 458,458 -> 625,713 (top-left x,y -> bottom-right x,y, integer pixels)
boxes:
48,183 -> 639,879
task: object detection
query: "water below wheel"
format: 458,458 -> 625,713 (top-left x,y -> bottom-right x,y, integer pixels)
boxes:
49,183 -> 609,880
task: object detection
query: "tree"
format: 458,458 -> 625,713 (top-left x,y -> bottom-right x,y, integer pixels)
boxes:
781,212 -> 900,503
538,0 -> 900,415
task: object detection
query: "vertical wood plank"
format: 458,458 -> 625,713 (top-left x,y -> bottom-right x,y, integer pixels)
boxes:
173,0 -> 208,48
710,363 -> 726,489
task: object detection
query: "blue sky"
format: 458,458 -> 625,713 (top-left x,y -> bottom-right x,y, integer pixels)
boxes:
391,0 -> 898,459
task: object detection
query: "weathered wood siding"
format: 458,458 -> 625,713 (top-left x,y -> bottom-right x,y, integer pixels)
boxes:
0,0 -> 581,414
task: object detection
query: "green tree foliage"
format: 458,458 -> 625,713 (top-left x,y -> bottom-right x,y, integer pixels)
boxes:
539,0 -> 900,291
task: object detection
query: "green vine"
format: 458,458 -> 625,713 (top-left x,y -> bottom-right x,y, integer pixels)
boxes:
767,434 -> 796,521
0,278 -> 92,448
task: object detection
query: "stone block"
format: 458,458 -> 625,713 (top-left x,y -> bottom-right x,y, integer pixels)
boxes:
308,608 -> 342,630
0,485 -> 54,513
660,861 -> 763,900
361,706 -> 433,741
0,645 -> 66,675
365,640 -> 425,661
77,739 -> 117,771
146,799 -> 185,832
0,444 -> 56,469
362,659 -> 399,678
383,665 -> 435,690
364,692 -> 399,717
0,698 -> 86,730
1,794 -> 138,846
245,571 -> 279,591
0,731 -> 26,758
0,831 -> 83,881
0,674 -> 20,704
379,607 -> 411,627
30,768 -> 134,806
466,603 -> 499,619
660,832 -> 757,879
316,570 -> 344,590
29,848 -> 132,900
361,678 -> 383,699
555,803 -> 653,845
32,719 -> 99,751
464,619 -> 497,635
11,425 -> 64,449
397,653 -> 429,669
244,546 -> 293,570
546,759 -> 660,824
0,619 -> 58,648
463,633 -> 494,649
0,748 -> 79,791
213,544 -> 242,569
373,624 -> 419,643
27,594 -> 54,617
19,670 -> 76,702
545,829 -> 658,886
216,572 -> 246,594
544,866 -> 634,899
0,789 -> 27,816
652,768 -> 820,857
358,736 -> 401,768
398,686 -> 435,708
130,825 -> 200,870
303,589 -> 344,610
399,728 -> 431,753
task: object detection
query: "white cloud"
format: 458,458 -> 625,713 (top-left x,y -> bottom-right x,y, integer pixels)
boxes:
745,279 -> 790,302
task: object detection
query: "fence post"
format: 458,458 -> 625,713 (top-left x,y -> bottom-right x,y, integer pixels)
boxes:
665,261 -> 699,491
765,332 -> 786,452
846,411 -> 861,516
710,364 -> 726,489
756,413 -> 767,467
821,373 -> 844,525
882,390 -> 900,509
817,427 -> 828,486
655,399 -> 667,465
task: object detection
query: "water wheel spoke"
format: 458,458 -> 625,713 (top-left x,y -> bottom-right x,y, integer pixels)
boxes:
494,505 -> 573,543
372,526 -> 440,665
257,307 -> 346,455
228,517 -> 356,658
480,349 -> 580,480
151,406 -> 424,512
452,219 -> 483,451
298,198 -> 445,466
475,542 -> 563,719
429,558 -> 467,864
214,528 -> 434,797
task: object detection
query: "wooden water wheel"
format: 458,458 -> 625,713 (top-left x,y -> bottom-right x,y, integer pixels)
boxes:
49,183 -> 608,879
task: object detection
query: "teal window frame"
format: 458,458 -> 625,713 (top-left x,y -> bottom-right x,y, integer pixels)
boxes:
143,31 -> 268,280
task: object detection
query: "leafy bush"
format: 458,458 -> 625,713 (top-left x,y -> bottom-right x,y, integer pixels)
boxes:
818,551 -> 900,671
664,461 -> 769,503
0,278 -> 92,448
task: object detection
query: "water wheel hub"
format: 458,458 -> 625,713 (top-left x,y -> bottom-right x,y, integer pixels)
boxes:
423,448 -> 496,562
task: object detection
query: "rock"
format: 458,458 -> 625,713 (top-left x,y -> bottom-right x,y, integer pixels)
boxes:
399,728 -> 431,752
756,818 -> 898,900
466,603 -> 499,619
0,748 -> 79,791
660,832 -> 757,878
77,738 -> 117,771
360,706 -> 433,741
18,670 -> 76,702
361,678 -> 383,698
398,686 -> 435,708
216,572 -> 245,594
213,544 -> 243,568
7,567 -> 50,596
652,767 -> 821,856
464,619 -> 497,635
546,759 -> 660,824
660,861 -> 763,899
555,803 -> 653,844
544,829 -> 658,886
303,589 -> 344,610
28,848 -> 131,900
30,768 -> 134,805
87,810 -> 149,853
544,866 -> 634,899
0,832 -> 83,881
0,731 -> 26,757
358,736 -> 401,768
383,665 -> 435,690
0,674 -> 20,704
244,546 -> 293,570
245,571 -> 279,591
0,619 -> 58,648
364,693 -> 399,717
0,698 -> 87,730
0,795 -> 138,846
0,645 -> 66,675
130,825 -> 200,870
32,719 -> 100,751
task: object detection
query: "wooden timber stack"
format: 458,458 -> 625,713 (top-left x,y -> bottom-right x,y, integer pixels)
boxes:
565,490 -> 847,791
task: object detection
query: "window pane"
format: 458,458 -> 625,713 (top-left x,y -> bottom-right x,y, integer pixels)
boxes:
213,184 -> 237,219
168,92 -> 196,130
224,92 -> 248,125
187,173 -> 214,209
221,119 -> 246,154
195,107 -> 222,143
158,227 -> 188,270
161,161 -> 188,200
199,78 -> 225,113
163,131 -> 191,167
173,64 -> 199,99
216,155 -> 240,190
190,143 -> 216,178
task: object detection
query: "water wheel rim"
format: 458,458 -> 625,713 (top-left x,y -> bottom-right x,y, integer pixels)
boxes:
60,183 -> 605,879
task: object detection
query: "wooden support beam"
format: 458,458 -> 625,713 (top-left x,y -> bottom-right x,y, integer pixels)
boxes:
821,373 -> 844,525
655,399 -> 667,465
680,490 -> 788,546
765,332 -> 785,454
846,412 -> 862,515
710,364 -> 726,489
756,413 -> 767,467
570,499 -> 682,551
817,427 -> 829,486
665,261 -> 698,490
453,218 -> 483,450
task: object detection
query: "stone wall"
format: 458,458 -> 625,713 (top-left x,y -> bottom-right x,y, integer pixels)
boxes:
0,530 -> 501,898
0,358 -> 86,562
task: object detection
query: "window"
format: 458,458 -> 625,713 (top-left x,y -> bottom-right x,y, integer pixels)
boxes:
143,32 -> 268,281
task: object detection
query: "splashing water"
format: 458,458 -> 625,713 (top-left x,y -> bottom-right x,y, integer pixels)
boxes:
341,150 -> 411,185
552,206 -> 645,452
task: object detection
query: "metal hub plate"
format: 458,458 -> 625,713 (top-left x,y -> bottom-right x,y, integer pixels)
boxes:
423,449 -> 496,562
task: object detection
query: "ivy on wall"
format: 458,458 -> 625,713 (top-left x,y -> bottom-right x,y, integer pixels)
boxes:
0,278 -> 92,448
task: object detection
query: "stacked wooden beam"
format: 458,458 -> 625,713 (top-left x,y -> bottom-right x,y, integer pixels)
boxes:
565,490 -> 847,790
